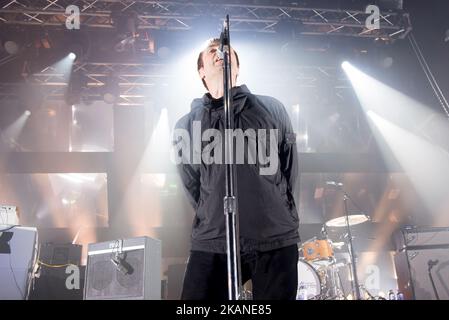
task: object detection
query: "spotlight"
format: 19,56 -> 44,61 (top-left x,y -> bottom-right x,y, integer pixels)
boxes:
24,110 -> 31,116
4,40 -> 20,55
102,76 -> 119,104
103,92 -> 117,104
380,56 -> 394,68
341,61 -> 350,69
292,104 -> 300,114
66,40 -> 85,62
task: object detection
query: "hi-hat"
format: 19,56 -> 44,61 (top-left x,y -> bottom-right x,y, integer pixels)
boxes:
325,214 -> 369,227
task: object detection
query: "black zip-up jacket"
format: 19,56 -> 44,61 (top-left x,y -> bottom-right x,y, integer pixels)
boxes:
174,85 -> 300,253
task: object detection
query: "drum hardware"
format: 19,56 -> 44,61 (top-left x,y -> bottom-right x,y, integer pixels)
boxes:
316,261 -> 346,300
297,186 -> 370,301
324,182 -> 369,300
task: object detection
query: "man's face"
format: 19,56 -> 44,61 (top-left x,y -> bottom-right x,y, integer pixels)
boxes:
198,44 -> 239,86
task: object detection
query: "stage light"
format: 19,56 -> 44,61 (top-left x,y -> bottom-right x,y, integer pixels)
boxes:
111,10 -> 139,53
57,174 -> 97,184
380,56 -> 394,68
102,77 -> 119,104
300,133 -> 309,142
341,61 -> 350,69
103,93 -> 117,104
46,108 -> 57,117
66,40 -> 85,62
24,110 -> 31,116
292,104 -> 300,114
4,40 -> 19,55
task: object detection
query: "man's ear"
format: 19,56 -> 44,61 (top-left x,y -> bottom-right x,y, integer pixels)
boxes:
198,67 -> 206,80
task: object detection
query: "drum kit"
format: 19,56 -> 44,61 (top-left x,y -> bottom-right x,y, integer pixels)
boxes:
296,214 -> 370,300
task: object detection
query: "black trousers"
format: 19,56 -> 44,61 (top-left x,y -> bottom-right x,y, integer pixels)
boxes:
181,244 -> 298,300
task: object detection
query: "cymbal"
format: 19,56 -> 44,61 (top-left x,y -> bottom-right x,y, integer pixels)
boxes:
325,214 -> 369,227
330,241 -> 345,249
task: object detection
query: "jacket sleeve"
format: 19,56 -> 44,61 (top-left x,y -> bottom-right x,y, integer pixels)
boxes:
278,102 -> 299,195
173,115 -> 201,209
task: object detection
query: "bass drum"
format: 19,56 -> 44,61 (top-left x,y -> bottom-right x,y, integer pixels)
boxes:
296,259 -> 322,300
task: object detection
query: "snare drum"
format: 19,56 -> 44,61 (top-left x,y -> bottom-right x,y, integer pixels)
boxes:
296,259 -> 322,300
301,237 -> 334,265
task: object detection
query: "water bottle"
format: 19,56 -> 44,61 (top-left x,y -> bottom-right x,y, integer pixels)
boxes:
297,285 -> 308,300
397,291 -> 404,300
388,289 -> 396,300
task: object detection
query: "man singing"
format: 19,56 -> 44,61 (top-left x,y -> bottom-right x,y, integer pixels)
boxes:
173,38 -> 300,300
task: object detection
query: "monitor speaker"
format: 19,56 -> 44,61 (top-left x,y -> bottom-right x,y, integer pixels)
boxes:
84,236 -> 161,300
30,243 -> 84,300
394,227 -> 449,300
0,226 -> 38,300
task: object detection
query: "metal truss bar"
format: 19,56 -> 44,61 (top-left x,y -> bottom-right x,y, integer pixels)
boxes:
0,2 -> 407,37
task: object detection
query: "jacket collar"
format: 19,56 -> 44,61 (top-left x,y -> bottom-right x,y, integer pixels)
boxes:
200,84 -> 251,113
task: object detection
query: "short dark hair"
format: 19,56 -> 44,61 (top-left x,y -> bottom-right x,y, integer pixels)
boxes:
197,38 -> 240,90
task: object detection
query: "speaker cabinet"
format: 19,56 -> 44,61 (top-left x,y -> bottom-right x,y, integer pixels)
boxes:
0,226 -> 38,300
84,236 -> 161,300
30,243 -> 84,300
394,227 -> 449,300
39,243 -> 82,267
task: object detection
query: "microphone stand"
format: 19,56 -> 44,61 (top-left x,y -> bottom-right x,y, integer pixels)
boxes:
220,14 -> 243,300
336,184 -> 362,300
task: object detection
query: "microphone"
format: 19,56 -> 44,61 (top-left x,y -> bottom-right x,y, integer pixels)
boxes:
111,252 -> 134,275
110,239 -> 133,275
218,15 -> 230,59
428,259 -> 439,268
326,181 -> 343,187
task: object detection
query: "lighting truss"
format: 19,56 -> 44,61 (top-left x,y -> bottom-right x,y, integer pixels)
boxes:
1,0 -> 411,39
0,61 -> 351,105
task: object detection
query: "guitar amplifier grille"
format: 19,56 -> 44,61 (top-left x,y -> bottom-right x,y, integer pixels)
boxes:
84,237 -> 161,300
